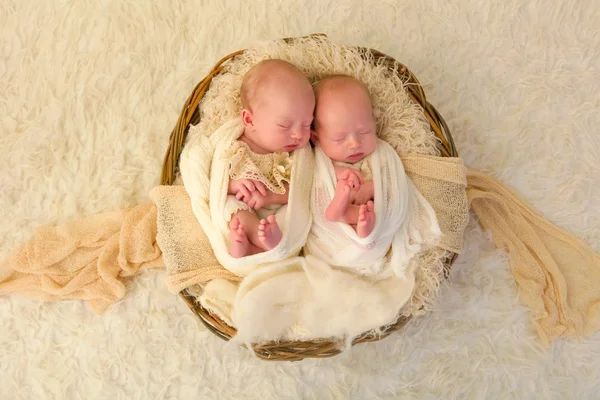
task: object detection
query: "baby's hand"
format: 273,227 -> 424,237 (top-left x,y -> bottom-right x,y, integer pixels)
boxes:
338,168 -> 364,191
350,181 -> 375,205
230,179 -> 267,199
238,190 -> 268,210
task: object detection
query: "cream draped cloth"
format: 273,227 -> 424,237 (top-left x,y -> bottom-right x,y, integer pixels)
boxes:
1,154 -> 599,346
305,140 -> 441,278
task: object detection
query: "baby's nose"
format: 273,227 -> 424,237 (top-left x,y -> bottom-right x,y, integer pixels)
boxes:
291,129 -> 302,139
348,137 -> 359,149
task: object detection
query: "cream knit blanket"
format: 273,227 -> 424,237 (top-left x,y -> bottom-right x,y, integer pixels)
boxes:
231,254 -> 420,344
305,140 -> 441,278
1,155 -> 599,345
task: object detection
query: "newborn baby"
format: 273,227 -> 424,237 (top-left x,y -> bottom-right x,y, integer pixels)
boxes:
311,75 -> 377,238
305,75 -> 441,276
225,60 -> 315,258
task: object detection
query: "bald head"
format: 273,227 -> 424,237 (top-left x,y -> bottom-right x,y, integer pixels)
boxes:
240,59 -> 309,111
314,75 -> 372,104
313,75 -> 374,131
311,75 -> 377,162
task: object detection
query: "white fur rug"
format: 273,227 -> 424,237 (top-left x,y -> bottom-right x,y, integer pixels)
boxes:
1,0 -> 599,398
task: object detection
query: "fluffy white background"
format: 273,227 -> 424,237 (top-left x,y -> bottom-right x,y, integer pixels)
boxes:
1,0 -> 599,398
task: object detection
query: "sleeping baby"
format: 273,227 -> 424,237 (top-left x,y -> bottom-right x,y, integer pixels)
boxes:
310,75 -> 377,238
224,59 -> 315,258
305,75 -> 441,277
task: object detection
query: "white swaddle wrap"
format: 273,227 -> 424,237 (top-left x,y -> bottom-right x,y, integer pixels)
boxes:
179,119 -> 314,277
304,139 -> 442,277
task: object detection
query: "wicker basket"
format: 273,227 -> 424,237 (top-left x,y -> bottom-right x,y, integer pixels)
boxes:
160,35 -> 458,361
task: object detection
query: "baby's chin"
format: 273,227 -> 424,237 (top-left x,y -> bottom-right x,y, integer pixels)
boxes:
327,154 -> 366,163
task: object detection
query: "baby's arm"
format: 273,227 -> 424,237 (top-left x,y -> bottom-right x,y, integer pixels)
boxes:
265,185 -> 289,205
260,183 -> 289,207
227,179 -> 239,194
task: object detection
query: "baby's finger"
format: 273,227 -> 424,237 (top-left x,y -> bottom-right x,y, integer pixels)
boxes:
254,181 -> 267,196
240,181 -> 252,193
240,186 -> 251,199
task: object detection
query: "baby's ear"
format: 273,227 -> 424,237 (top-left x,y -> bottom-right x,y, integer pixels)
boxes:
241,109 -> 254,127
310,129 -> 319,145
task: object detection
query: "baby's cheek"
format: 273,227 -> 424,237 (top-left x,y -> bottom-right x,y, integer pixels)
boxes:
304,132 -> 313,144
366,138 -> 377,153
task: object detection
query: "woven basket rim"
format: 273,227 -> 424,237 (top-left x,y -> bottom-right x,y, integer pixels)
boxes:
162,34 -> 458,361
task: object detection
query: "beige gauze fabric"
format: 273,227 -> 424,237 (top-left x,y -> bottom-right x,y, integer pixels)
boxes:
0,186 -> 242,313
404,156 -> 600,345
467,168 -> 600,346
0,203 -> 163,313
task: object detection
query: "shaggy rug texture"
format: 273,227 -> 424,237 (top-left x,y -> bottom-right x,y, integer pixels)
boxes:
1,0 -> 599,398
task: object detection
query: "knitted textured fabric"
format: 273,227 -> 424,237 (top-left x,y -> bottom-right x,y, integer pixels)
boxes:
224,140 -> 292,195
401,154 -> 470,254
149,185 -> 242,294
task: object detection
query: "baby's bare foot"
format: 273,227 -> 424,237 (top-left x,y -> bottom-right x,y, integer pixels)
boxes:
229,217 -> 249,258
325,181 -> 352,222
257,215 -> 282,250
357,201 -> 376,238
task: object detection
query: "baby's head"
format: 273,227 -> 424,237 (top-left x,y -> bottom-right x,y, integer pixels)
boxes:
240,59 -> 315,153
312,75 -> 377,163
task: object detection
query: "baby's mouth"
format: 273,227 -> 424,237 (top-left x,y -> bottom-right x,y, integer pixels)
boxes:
347,152 -> 364,161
